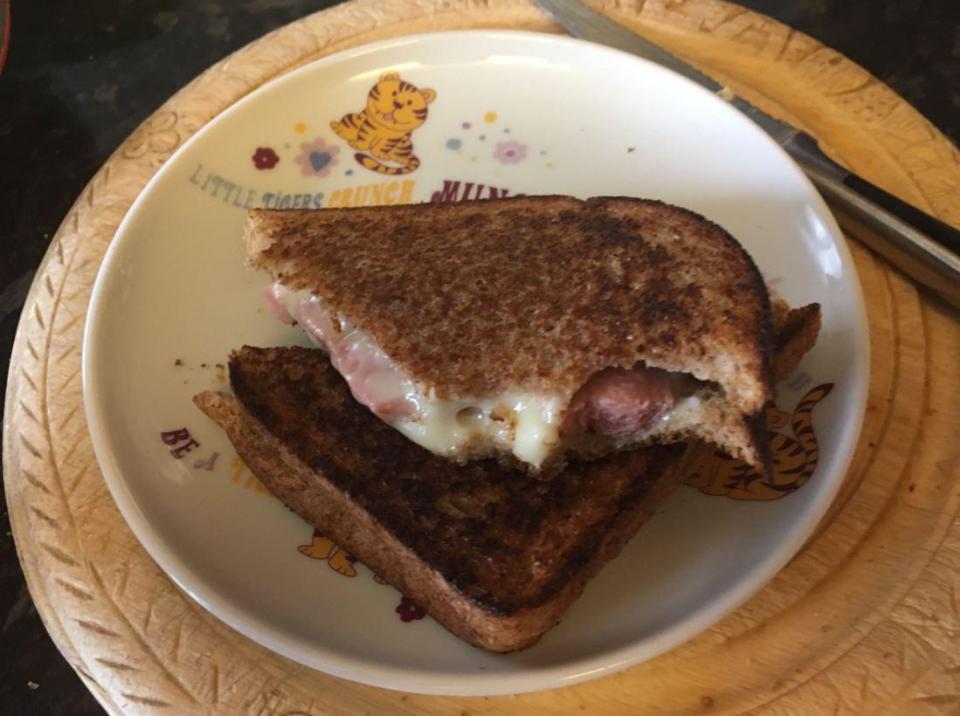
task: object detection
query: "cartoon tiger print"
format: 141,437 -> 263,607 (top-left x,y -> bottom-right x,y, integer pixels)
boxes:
297,528 -> 357,577
684,383 -> 834,501
330,71 -> 436,176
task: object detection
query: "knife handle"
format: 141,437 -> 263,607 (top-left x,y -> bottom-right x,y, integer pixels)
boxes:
785,133 -> 960,308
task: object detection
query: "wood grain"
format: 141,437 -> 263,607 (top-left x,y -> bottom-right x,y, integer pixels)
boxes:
4,0 -> 959,713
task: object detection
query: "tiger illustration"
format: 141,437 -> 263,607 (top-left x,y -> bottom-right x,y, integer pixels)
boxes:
330,71 -> 436,175
230,457 -> 269,495
685,383 -> 834,501
297,528 -> 358,577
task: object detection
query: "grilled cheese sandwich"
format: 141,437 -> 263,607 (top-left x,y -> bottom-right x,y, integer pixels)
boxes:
246,196 -> 776,475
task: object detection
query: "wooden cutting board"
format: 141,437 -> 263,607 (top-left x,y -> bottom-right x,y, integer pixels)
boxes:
4,0 -> 959,713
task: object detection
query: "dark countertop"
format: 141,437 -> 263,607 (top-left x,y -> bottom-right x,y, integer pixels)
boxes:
0,1 -> 957,713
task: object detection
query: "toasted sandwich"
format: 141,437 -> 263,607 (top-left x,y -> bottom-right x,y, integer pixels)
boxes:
194,303 -> 819,652
246,196 -> 775,476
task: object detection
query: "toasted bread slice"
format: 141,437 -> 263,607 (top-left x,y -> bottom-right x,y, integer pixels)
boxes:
245,196 -> 775,475
195,347 -> 687,652
194,303 -> 819,652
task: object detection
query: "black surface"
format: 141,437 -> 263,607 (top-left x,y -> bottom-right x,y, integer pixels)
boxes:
0,1 -> 957,713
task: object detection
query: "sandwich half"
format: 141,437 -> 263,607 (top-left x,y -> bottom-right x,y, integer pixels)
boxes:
246,196 -> 775,476
194,302 -> 819,652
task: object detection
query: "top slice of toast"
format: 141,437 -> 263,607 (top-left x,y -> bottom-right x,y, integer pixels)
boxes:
245,196 -> 774,414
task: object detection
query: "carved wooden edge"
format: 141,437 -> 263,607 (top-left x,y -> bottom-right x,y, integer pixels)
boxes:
3,1 -> 958,714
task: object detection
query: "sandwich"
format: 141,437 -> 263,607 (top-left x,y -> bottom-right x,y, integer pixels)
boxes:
246,196 -> 775,476
193,301 -> 819,652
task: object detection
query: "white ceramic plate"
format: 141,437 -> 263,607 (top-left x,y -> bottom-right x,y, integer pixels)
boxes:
83,31 -> 869,696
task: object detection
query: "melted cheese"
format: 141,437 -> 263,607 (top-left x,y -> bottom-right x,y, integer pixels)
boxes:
393,392 -> 563,467
274,284 -> 563,467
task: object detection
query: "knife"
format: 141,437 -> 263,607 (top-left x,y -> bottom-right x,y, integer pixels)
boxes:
532,0 -> 960,308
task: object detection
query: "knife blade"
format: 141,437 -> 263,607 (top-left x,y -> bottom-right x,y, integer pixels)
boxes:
532,0 -> 960,307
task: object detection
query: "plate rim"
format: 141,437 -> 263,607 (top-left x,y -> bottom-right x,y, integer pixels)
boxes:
82,28 -> 870,696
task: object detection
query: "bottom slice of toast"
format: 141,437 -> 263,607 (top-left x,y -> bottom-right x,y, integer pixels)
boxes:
195,347 -> 688,652
194,304 -> 820,652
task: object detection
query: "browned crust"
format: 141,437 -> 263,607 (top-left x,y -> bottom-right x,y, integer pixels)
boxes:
194,347 -> 685,651
771,301 -> 822,381
245,196 -> 774,414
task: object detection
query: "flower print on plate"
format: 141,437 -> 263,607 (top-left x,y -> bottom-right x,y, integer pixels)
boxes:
252,146 -> 280,170
493,140 -> 527,164
296,137 -> 340,177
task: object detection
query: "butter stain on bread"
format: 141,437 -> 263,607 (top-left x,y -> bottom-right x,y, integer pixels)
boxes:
245,196 -> 776,475
194,304 -> 820,652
